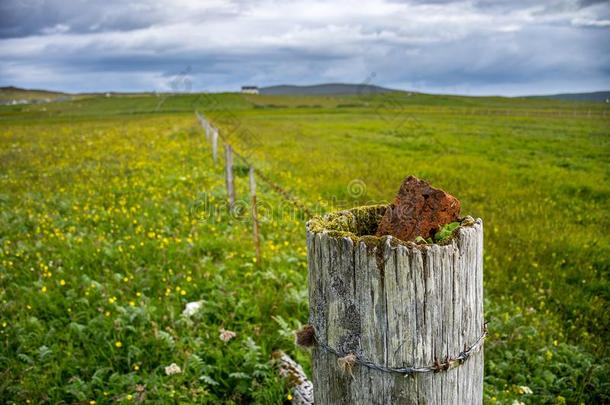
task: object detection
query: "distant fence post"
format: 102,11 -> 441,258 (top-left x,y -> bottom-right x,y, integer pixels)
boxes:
195,112 -> 209,140
224,144 -> 235,211
212,129 -> 218,163
249,166 -> 261,265
306,205 -> 485,404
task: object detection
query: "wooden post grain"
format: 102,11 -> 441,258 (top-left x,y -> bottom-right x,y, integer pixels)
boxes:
306,206 -> 484,404
224,144 -> 235,211
249,166 -> 261,265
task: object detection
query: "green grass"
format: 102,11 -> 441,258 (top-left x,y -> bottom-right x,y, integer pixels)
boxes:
0,92 -> 608,404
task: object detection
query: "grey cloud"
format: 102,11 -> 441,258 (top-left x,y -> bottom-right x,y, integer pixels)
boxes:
0,0 -> 245,38
0,0 -> 156,38
579,0 -> 610,8
0,0 -> 608,95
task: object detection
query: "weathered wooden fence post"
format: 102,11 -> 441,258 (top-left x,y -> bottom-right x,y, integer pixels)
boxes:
203,119 -> 210,141
212,128 -> 218,163
224,144 -> 235,211
306,205 -> 485,404
249,166 -> 261,265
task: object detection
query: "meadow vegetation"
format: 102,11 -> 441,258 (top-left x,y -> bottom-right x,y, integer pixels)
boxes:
0,91 -> 608,403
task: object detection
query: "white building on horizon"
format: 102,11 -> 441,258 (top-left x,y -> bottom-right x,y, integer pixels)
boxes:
241,86 -> 259,94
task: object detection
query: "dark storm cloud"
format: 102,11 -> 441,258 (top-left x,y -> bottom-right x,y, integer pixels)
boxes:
0,0 -> 149,38
579,0 -> 610,8
0,0 -> 608,95
0,0 -> 247,38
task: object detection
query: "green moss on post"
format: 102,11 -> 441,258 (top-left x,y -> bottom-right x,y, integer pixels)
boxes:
306,205 -> 476,248
306,204 -> 387,242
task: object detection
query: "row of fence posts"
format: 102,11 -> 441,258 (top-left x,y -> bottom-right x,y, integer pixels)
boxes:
196,112 -> 261,264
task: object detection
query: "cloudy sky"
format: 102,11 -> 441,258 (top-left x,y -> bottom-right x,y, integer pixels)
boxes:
0,0 -> 609,95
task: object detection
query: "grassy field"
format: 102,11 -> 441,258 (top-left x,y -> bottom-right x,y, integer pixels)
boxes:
0,91 -> 608,404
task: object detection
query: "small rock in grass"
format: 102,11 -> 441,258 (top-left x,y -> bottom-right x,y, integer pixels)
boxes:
376,176 -> 461,241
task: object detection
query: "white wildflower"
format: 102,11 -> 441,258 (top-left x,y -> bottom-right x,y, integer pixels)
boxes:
219,328 -> 236,342
182,301 -> 203,317
519,385 -> 533,395
164,363 -> 182,376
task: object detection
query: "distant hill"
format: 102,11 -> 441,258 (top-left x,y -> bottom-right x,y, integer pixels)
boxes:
0,86 -> 70,104
526,91 -> 610,102
259,83 -> 405,95
0,86 -> 67,96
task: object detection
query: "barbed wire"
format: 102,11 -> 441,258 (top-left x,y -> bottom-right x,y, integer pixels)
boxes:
314,322 -> 488,376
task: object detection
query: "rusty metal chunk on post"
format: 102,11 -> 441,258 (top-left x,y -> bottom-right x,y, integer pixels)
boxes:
306,205 -> 484,404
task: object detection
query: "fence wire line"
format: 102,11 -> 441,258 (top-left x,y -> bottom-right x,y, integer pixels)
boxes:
314,323 -> 488,376
195,112 -> 314,217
